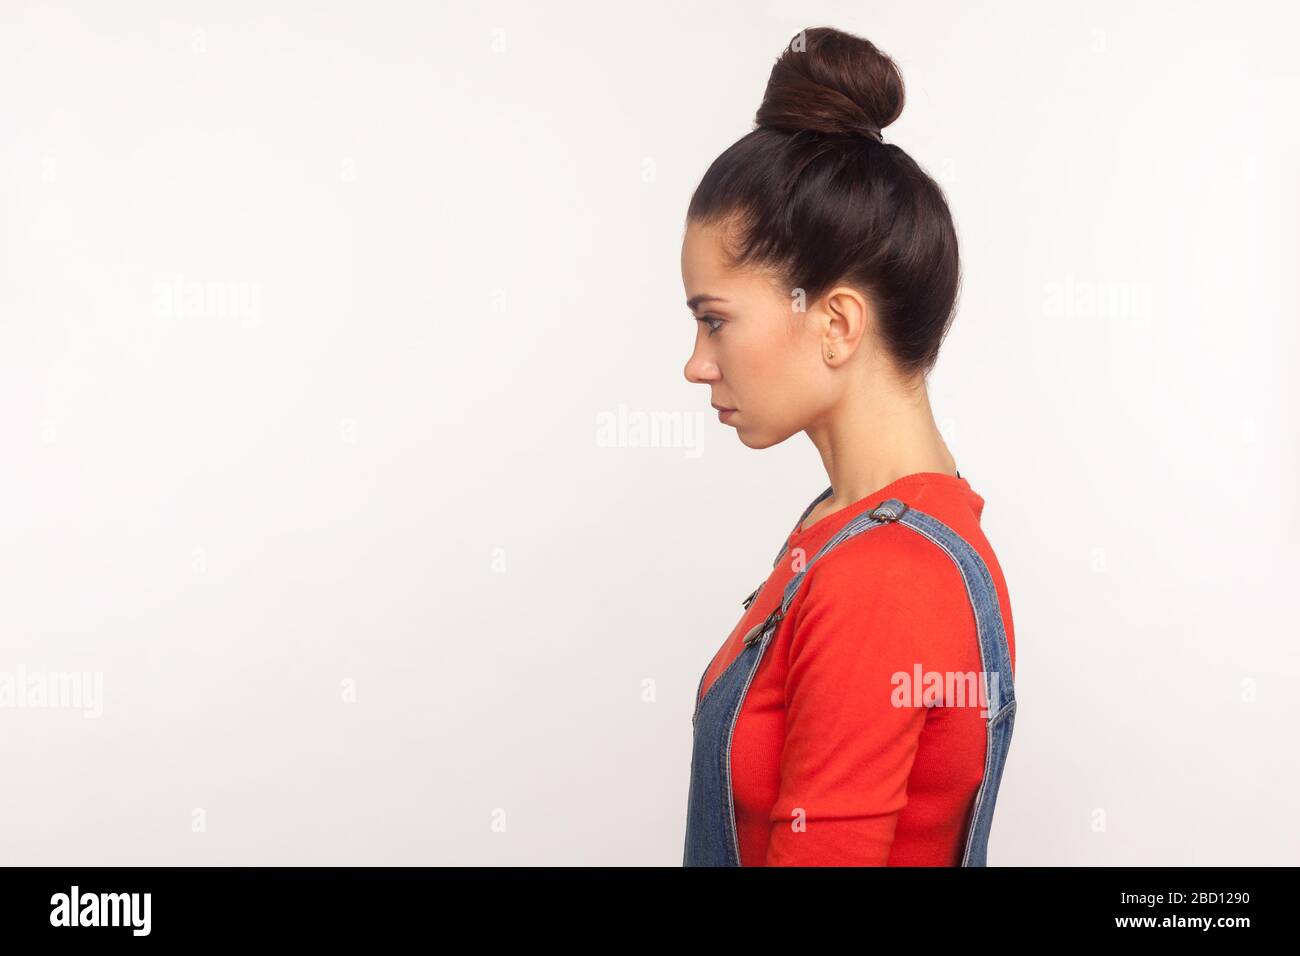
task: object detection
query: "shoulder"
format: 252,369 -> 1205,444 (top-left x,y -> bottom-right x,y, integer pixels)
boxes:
797,520 -> 965,608
782,520 -> 974,661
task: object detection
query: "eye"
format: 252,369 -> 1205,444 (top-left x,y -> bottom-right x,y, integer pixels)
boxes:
700,315 -> 724,336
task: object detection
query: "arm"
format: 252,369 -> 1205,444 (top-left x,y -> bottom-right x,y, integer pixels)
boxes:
764,539 -> 936,866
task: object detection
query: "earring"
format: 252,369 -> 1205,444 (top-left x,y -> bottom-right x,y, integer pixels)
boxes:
827,351 -> 835,359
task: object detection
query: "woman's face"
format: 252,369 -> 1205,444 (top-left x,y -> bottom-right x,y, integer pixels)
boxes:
681,219 -> 836,448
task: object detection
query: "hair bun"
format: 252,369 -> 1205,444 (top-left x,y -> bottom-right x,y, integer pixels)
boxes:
755,27 -> 905,143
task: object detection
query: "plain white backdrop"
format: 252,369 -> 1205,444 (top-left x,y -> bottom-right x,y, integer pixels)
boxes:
1,0 -> 1296,865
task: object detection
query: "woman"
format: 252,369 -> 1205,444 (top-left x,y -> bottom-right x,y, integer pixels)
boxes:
681,27 -> 1017,866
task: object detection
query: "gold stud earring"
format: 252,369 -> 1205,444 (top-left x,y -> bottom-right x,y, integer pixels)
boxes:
827,350 -> 835,359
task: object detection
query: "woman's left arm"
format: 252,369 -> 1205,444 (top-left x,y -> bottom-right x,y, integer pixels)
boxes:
764,537 -> 949,866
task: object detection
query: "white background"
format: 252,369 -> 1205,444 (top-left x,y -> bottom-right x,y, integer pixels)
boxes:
1,0 -> 1296,865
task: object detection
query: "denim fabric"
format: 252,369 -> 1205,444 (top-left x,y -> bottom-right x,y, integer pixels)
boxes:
683,487 -> 1015,867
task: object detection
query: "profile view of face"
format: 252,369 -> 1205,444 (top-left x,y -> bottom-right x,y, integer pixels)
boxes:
681,219 -> 835,449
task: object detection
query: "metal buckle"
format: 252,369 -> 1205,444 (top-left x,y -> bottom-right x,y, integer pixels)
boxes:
743,611 -> 782,647
870,500 -> 909,522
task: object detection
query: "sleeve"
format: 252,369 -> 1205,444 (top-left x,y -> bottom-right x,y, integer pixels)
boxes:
763,536 -> 938,866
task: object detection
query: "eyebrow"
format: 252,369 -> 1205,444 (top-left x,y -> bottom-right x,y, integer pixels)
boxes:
686,294 -> 728,312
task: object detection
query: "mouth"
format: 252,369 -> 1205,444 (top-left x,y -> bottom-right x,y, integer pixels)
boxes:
711,402 -> 737,424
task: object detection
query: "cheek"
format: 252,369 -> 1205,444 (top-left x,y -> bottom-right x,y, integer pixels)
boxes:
747,329 -> 815,398
723,338 -> 814,430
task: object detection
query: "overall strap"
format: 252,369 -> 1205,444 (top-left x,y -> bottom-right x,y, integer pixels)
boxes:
769,472 -> 960,570
770,485 -> 834,569
774,498 -> 906,623
744,495 -> 898,647
881,494 -> 1017,867
888,499 -> 1015,718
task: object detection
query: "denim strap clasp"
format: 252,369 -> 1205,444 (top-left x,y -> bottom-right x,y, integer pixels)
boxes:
742,609 -> 783,647
869,498 -> 909,522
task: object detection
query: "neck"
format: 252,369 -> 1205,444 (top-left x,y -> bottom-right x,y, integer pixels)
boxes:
804,367 -> 957,508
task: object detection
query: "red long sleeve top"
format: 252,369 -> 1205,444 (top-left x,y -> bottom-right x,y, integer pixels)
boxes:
698,471 -> 1016,866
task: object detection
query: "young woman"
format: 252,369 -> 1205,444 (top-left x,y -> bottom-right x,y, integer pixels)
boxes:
681,27 -> 1017,866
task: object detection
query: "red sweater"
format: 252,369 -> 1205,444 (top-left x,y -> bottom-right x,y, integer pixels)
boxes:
698,472 -> 1016,866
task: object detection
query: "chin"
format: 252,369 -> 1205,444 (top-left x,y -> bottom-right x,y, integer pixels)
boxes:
735,425 -> 786,450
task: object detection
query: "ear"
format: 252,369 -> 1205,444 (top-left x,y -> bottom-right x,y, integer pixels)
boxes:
820,285 -> 871,362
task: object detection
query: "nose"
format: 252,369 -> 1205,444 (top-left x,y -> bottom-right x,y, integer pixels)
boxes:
684,339 -> 720,385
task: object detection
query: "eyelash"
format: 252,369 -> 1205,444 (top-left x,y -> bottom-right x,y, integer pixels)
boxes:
701,315 -> 723,336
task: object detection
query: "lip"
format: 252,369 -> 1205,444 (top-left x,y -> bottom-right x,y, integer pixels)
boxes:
711,403 -> 737,424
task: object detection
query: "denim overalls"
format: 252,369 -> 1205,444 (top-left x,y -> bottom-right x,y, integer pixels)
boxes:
683,482 -> 1017,866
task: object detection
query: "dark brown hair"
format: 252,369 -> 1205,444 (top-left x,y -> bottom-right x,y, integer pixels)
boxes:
686,26 -> 960,380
